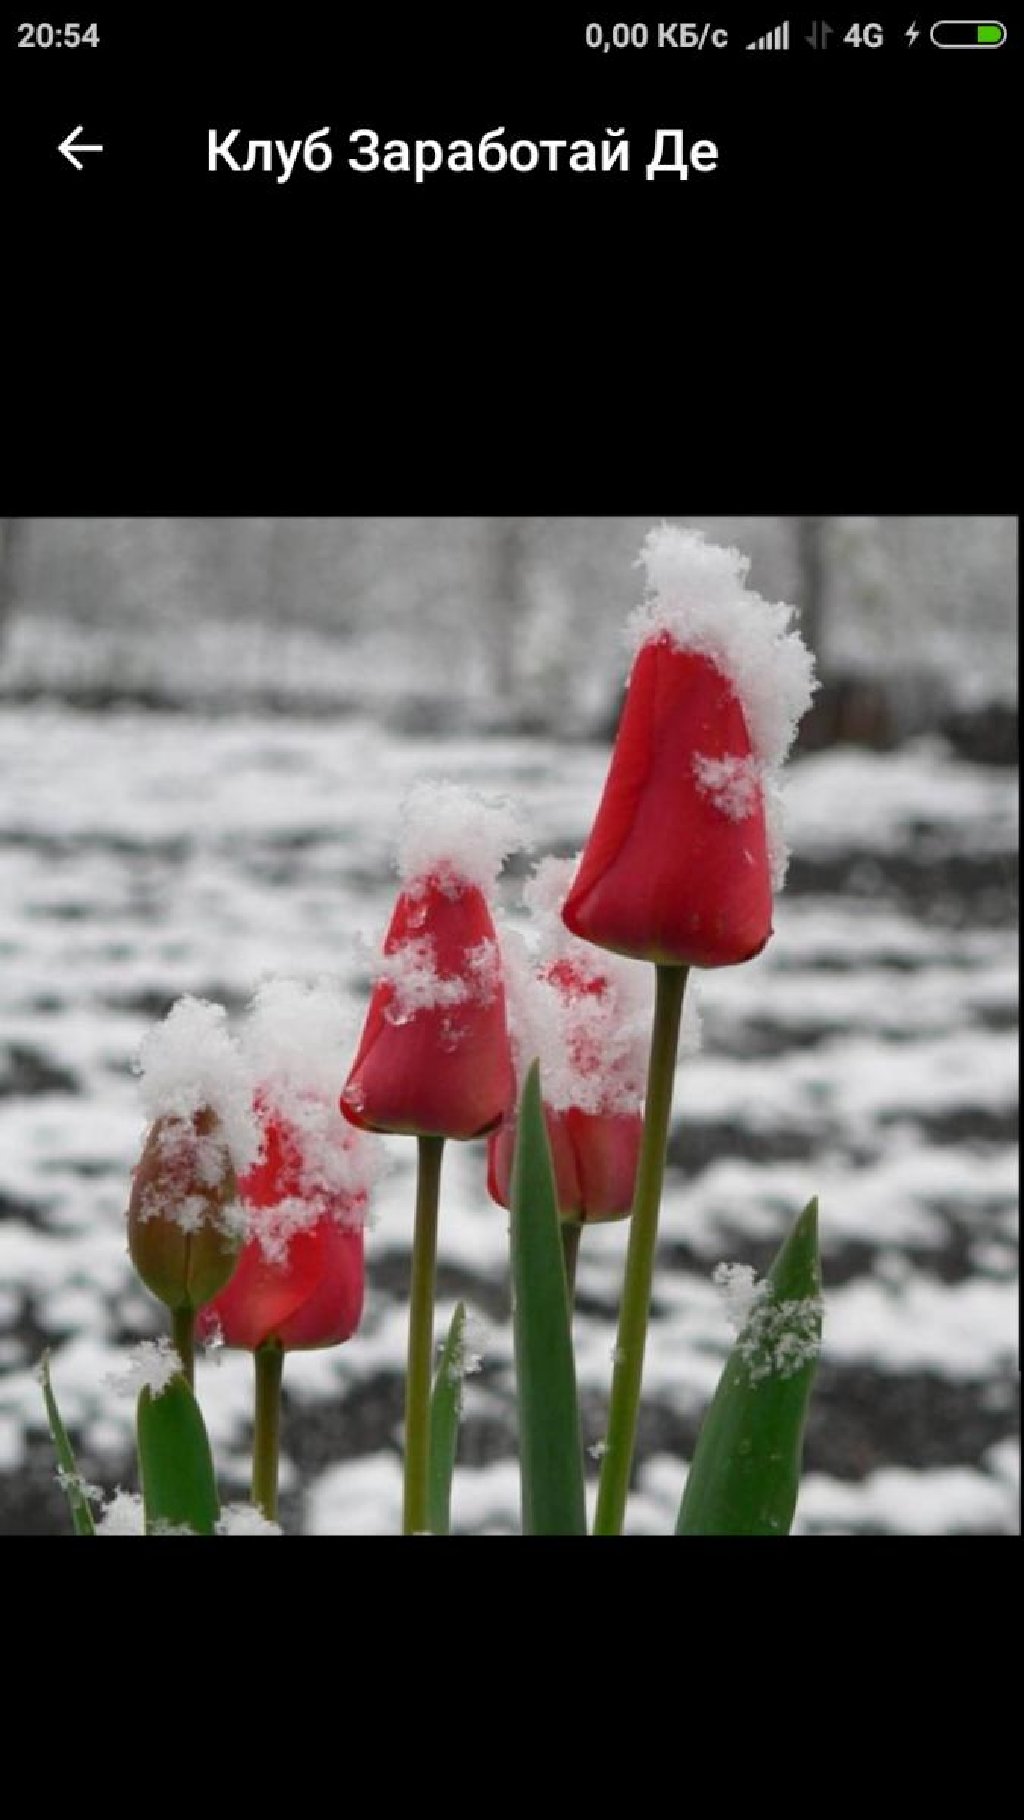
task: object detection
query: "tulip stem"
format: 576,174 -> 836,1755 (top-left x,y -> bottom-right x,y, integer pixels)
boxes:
252,1341 -> 284,1523
172,1306 -> 195,1390
594,963 -> 688,1536
561,1223 -> 582,1309
403,1134 -> 446,1535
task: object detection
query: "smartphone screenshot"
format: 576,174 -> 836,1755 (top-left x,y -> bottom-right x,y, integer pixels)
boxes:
1,13 -> 1016,1547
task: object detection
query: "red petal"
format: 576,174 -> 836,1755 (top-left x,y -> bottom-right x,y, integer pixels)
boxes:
564,641 -> 773,968
342,881 -> 514,1139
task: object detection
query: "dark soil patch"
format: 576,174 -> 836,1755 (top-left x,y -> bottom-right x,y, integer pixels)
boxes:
0,1046 -> 79,1098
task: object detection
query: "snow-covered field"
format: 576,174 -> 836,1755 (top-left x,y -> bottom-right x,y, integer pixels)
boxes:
0,706 -> 1018,1534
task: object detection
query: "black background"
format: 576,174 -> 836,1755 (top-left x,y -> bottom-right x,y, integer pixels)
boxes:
5,8 -> 1015,511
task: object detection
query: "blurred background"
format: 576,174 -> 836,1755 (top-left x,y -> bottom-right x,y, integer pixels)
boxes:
0,516 -> 1017,1534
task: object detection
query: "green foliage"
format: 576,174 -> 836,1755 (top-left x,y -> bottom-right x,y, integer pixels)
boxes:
137,1373 -> 220,1536
677,1198 -> 822,1537
39,1350 -> 96,1536
427,1300 -> 468,1536
510,1061 -> 587,1536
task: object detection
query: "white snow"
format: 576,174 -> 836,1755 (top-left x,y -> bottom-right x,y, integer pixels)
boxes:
370,934 -> 501,1020
395,780 -> 526,893
242,977 -> 355,1105
626,525 -> 817,894
137,997 -> 261,1175
216,1503 -> 282,1536
629,525 -> 817,773
499,924 -> 653,1117
105,1337 -> 182,1399
56,1467 -> 104,1504
95,1490 -> 145,1535
735,1293 -> 824,1384
0,706 -> 1016,1537
521,854 -> 581,936
693,753 -> 763,822
632,1454 -> 1019,1538
712,1262 -> 768,1333
795,1466 -> 1018,1537
240,978 -> 382,1233
503,856 -> 703,1115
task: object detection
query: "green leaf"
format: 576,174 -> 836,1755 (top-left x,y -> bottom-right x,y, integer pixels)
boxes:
677,1197 -> 823,1537
427,1300 -> 468,1536
38,1350 -> 96,1536
137,1373 -> 220,1536
510,1060 -> 587,1536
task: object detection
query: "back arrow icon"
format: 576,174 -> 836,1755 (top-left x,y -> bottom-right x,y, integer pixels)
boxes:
59,125 -> 103,170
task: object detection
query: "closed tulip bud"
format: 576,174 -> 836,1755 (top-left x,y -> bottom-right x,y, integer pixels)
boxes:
341,782 -> 521,1142
488,1101 -> 644,1226
198,1111 -> 366,1352
563,526 -> 816,969
489,863 -> 669,1223
127,1107 -> 243,1312
342,878 -> 514,1140
199,980 -> 381,1353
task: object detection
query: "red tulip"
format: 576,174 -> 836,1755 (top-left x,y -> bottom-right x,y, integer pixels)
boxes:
198,1108 -> 365,1353
341,877 -> 514,1140
488,1102 -> 643,1225
487,926 -> 648,1224
563,639 -> 774,968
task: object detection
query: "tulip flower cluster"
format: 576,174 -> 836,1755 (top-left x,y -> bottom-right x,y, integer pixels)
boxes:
44,523 -> 821,1539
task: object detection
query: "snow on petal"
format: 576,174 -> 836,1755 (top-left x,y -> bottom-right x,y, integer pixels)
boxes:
396,780 -> 527,893
136,996 -> 261,1175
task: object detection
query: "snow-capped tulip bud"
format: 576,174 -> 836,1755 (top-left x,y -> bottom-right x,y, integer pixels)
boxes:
127,1107 -> 242,1313
492,871 -> 657,1221
341,784 -> 523,1142
197,1109 -> 368,1352
563,643 -> 774,967
563,527 -> 816,969
342,878 -> 514,1140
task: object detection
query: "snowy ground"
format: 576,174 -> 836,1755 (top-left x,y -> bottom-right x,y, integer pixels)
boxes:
0,706 -> 1018,1534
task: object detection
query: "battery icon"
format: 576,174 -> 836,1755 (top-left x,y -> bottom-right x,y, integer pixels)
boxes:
930,20 -> 1006,45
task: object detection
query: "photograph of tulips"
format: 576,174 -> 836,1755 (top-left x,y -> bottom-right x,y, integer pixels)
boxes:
0,515 -> 1017,1535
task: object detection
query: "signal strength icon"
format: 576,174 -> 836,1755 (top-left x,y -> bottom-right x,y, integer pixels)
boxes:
746,19 -> 790,49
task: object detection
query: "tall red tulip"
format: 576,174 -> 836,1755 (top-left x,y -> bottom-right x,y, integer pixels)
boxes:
563,525 -> 816,970
563,642 -> 773,967
571,526 -> 816,1538
339,781 -> 523,1535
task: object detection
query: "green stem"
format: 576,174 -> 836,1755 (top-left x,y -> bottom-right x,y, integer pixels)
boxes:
561,1222 -> 582,1310
594,963 -> 688,1536
172,1306 -> 195,1390
403,1134 -> 445,1535
252,1342 -> 284,1522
